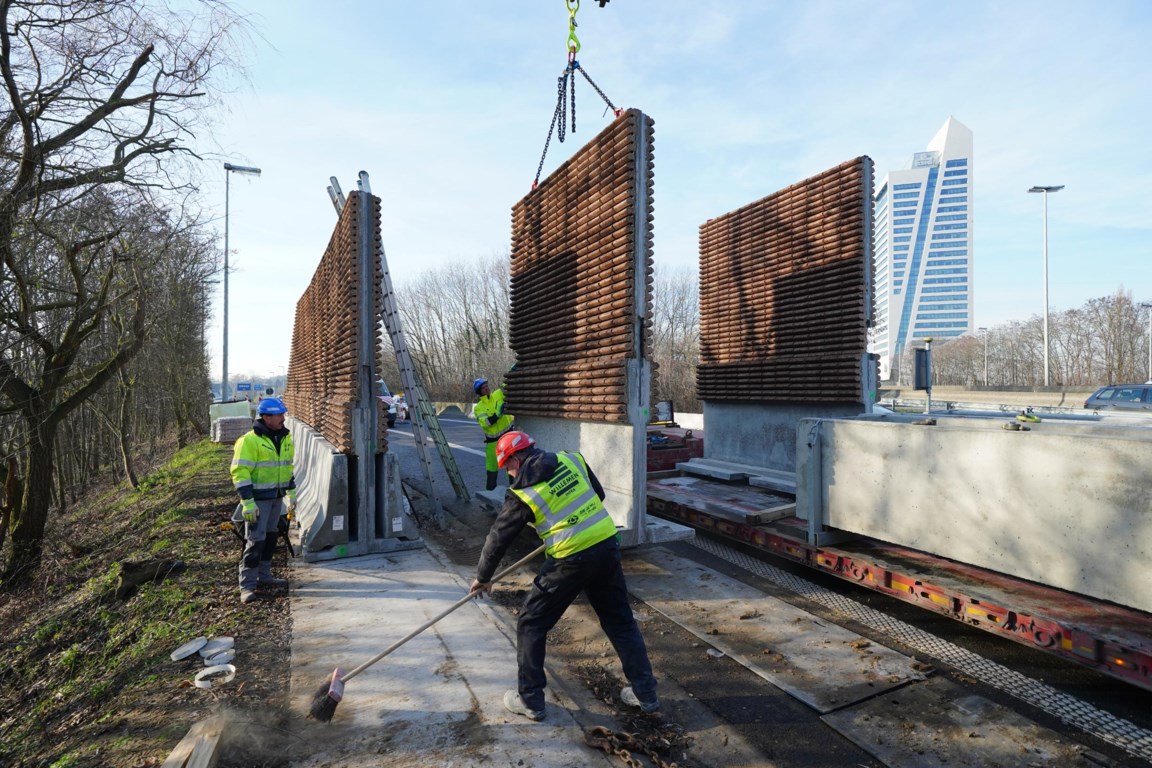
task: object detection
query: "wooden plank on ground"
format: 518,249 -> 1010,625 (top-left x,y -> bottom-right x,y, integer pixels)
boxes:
185,715 -> 226,768
162,715 -> 227,768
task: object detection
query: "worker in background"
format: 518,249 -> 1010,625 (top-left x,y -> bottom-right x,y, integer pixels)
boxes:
473,377 -> 515,490
469,431 -> 659,721
230,397 -> 296,605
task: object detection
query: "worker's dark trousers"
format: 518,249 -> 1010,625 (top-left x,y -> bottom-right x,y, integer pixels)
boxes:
239,498 -> 282,590
516,537 -> 657,711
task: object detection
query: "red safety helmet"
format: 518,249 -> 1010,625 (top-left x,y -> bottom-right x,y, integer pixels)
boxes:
495,431 -> 535,468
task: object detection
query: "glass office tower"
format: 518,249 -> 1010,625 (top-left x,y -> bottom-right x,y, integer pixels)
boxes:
871,117 -> 973,381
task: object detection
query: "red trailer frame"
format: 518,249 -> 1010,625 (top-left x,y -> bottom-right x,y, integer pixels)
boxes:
648,482 -> 1152,692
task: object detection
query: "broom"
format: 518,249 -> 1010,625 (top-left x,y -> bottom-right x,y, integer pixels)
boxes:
309,543 -> 546,722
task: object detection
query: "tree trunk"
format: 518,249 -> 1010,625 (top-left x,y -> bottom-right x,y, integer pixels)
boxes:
3,421 -> 56,587
0,457 -> 20,556
117,373 -> 139,489
53,434 -> 67,517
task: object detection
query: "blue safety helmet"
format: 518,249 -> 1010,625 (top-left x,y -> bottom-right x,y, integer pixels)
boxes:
472,378 -> 488,394
257,397 -> 288,415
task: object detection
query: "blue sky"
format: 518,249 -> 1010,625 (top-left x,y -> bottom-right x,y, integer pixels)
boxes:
203,0 -> 1152,380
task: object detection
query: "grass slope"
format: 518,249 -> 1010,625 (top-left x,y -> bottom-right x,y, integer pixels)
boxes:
0,438 -> 292,768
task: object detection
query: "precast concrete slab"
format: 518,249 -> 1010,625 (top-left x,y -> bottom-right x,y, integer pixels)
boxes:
474,486 -> 508,509
747,471 -> 798,496
702,402 -> 865,472
624,547 -> 925,713
649,475 -> 794,525
675,457 -> 758,481
678,457 -> 798,495
288,549 -> 615,767
797,416 -> 1152,614
822,675 -> 1101,768
643,517 -> 696,545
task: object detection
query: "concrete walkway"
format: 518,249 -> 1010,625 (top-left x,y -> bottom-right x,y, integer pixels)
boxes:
287,544 -> 614,767
285,535 -> 1127,768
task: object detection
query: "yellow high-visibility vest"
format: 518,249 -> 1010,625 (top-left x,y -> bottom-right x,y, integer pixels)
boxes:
475,388 -> 514,438
511,452 -> 615,558
231,430 -> 295,500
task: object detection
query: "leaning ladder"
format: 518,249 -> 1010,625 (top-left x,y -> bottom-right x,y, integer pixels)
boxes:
404,372 -> 471,501
379,281 -> 471,512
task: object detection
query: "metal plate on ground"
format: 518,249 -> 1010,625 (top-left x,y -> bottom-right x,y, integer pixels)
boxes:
822,675 -> 1100,767
625,547 -> 924,713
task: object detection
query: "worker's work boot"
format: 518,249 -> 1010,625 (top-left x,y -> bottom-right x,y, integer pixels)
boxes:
486,471 -> 499,491
240,589 -> 258,605
503,690 -> 545,721
257,562 -> 287,589
621,686 -> 660,713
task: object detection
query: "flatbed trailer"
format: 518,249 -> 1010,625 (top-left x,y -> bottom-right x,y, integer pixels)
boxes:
647,472 -> 1152,693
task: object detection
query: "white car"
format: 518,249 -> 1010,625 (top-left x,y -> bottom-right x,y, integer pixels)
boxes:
377,380 -> 398,428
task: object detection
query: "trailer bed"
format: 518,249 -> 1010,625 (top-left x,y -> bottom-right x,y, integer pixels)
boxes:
648,475 -> 1152,692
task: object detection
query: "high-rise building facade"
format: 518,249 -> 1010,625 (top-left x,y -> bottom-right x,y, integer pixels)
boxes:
871,117 -> 973,381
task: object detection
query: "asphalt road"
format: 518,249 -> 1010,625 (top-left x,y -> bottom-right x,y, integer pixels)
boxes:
383,412 -> 1152,767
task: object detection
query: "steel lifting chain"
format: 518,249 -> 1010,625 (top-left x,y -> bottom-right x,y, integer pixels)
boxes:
574,63 -> 619,116
584,726 -> 679,768
532,0 -> 622,189
533,68 -> 569,188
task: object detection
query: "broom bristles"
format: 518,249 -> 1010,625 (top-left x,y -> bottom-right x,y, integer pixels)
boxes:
308,668 -> 344,722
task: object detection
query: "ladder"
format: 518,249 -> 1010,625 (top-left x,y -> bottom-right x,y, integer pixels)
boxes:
406,371 -> 472,502
379,279 -> 472,515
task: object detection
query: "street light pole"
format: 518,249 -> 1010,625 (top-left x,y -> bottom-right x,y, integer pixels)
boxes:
1028,185 -> 1064,387
1141,301 -> 1152,383
222,162 -> 261,401
978,327 -> 988,386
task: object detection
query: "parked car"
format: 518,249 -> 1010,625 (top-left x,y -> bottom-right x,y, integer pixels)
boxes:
1083,384 -> 1152,411
377,380 -> 398,428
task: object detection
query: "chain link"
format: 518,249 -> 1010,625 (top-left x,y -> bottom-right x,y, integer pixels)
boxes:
584,726 -> 679,768
569,63 -> 577,135
556,69 -> 569,144
533,69 -> 570,188
531,50 -> 619,188
575,63 -> 619,116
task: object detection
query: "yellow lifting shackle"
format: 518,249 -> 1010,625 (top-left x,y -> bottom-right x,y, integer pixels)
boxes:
566,0 -> 581,61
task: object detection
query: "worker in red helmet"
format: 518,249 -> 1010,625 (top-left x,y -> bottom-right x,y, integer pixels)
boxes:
469,430 -> 658,721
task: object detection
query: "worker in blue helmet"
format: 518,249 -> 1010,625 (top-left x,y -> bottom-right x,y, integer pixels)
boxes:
230,396 -> 296,604
473,377 -> 515,490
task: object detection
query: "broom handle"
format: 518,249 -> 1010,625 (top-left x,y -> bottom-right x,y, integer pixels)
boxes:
341,543 -> 547,682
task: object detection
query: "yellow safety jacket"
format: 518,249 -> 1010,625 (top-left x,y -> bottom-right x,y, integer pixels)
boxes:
511,452 -> 616,558
231,426 -> 295,502
475,388 -> 514,440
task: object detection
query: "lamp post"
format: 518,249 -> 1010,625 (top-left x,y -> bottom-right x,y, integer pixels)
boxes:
222,162 -> 261,401
1028,185 -> 1064,387
978,327 -> 989,386
1140,301 -> 1152,383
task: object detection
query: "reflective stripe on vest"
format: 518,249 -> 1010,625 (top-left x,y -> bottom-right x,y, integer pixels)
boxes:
231,432 -> 295,500
512,453 -> 615,558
